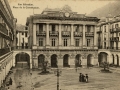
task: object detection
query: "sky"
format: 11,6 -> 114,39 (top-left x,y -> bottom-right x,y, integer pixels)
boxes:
8,0 -> 115,25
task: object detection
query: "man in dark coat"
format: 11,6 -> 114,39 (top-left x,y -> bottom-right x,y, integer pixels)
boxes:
79,73 -> 82,82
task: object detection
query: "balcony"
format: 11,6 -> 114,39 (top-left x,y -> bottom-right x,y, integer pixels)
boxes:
0,2 -> 13,28
110,37 -> 119,41
110,28 -> 120,33
62,31 -> 70,37
36,31 -> 46,36
49,31 -> 59,36
74,32 -> 82,37
97,30 -> 102,33
0,48 -> 10,56
0,23 -> 8,35
85,32 -> 94,37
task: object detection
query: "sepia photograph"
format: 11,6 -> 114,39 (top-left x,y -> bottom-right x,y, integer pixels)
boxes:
0,0 -> 120,90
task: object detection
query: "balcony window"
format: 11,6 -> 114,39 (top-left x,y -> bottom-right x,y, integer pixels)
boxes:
39,38 -> 43,46
87,39 -> 90,47
63,39 -> 67,46
87,26 -> 91,32
52,25 -> 55,32
51,39 -> 56,46
75,26 -> 79,32
75,39 -> 79,46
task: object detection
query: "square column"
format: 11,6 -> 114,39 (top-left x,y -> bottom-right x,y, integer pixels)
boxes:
33,24 -> 37,49
94,26 -> 97,49
46,23 -> 50,48
59,24 -> 62,46
82,25 -> 86,46
71,24 -> 74,46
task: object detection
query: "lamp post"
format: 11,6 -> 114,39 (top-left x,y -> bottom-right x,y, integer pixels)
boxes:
54,68 -> 62,90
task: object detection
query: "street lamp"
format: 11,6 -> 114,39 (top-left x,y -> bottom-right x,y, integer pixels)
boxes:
54,68 -> 62,90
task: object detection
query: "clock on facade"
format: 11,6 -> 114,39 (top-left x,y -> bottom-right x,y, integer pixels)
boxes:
65,12 -> 70,17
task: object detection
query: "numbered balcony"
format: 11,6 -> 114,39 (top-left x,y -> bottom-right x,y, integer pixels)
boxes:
85,32 -> 94,37
74,32 -> 82,37
0,23 -> 8,35
49,31 -> 59,36
36,31 -> 46,36
62,31 -> 70,37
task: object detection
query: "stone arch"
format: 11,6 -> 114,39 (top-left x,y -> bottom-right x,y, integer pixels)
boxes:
51,54 -> 58,68
98,52 -> 108,66
15,52 -> 30,68
75,54 -> 82,67
63,54 -> 70,67
38,54 -> 45,68
87,54 -> 94,67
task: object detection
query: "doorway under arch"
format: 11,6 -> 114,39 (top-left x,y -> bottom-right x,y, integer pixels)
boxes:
116,55 -> 119,66
38,54 -> 45,68
98,52 -> 108,66
112,54 -> 114,65
75,54 -> 82,67
87,54 -> 94,67
51,54 -> 58,68
15,52 -> 30,68
63,54 -> 69,67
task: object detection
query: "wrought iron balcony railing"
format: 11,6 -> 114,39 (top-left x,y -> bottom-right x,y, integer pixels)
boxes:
49,31 -> 59,36
85,32 -> 94,37
110,37 -> 119,41
62,31 -> 70,37
36,31 -> 46,36
74,32 -> 82,37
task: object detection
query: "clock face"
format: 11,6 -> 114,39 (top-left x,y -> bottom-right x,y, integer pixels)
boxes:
65,12 -> 70,17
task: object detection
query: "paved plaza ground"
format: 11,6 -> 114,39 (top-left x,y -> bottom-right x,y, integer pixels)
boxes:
4,66 -> 120,90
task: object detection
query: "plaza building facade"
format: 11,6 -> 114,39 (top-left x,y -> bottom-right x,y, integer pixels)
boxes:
97,15 -> 120,66
16,24 -> 29,49
0,0 -> 17,87
26,5 -> 100,68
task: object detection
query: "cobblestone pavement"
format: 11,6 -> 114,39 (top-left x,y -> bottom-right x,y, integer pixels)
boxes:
5,67 -> 120,90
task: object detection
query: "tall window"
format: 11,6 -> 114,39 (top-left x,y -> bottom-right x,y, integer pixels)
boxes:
63,39 -> 67,46
39,38 -> 43,46
104,42 -> 106,49
25,32 -> 27,37
51,39 -> 56,46
52,25 -> 55,32
75,26 -> 79,32
39,24 -> 43,32
87,39 -> 90,47
22,32 -> 24,35
115,24 -> 119,28
104,26 -> 106,32
65,25 -> 68,31
87,26 -> 91,32
75,39 -> 79,46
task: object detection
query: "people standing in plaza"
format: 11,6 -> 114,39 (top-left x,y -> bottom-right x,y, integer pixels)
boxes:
79,73 -> 82,82
82,74 -> 85,82
85,74 -> 88,83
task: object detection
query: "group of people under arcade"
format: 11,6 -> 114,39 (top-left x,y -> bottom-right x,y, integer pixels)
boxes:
79,73 -> 88,83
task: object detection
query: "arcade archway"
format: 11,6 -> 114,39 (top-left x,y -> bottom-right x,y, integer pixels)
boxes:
38,54 -> 45,68
87,54 -> 94,67
51,54 -> 58,68
63,54 -> 69,67
116,55 -> 119,66
98,52 -> 108,66
15,52 -> 30,68
75,54 -> 82,67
